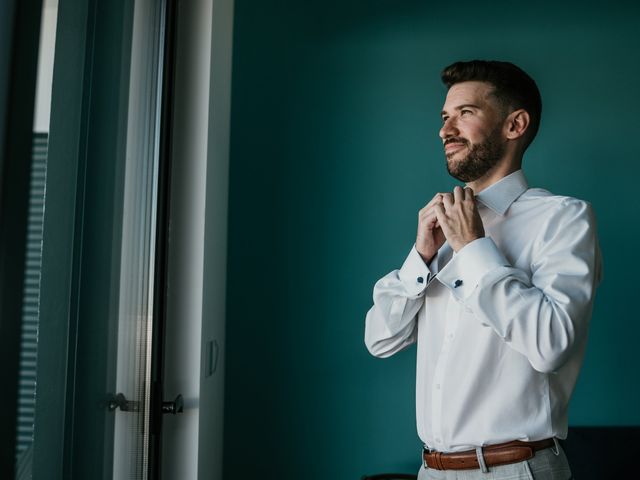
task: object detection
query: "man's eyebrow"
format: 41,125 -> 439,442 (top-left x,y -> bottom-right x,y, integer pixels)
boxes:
441,104 -> 482,117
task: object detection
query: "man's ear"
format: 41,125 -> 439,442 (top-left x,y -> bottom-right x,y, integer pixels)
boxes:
504,109 -> 530,140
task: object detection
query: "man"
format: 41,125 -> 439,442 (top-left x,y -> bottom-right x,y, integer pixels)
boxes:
364,60 -> 602,479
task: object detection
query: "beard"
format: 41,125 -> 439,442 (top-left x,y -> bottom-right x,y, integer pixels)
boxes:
445,127 -> 506,182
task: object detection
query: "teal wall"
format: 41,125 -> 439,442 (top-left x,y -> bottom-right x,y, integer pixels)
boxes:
224,1 -> 640,477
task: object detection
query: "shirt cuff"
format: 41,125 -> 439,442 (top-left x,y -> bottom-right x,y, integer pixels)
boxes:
398,245 -> 433,297
436,237 -> 510,299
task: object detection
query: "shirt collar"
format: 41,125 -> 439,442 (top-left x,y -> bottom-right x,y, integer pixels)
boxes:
473,169 -> 529,216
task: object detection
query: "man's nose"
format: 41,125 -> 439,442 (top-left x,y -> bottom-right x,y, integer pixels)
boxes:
439,118 -> 459,140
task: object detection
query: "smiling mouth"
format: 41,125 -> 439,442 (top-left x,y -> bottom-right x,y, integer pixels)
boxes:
445,143 -> 466,153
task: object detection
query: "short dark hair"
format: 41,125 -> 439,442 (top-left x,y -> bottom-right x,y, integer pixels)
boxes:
441,60 -> 542,149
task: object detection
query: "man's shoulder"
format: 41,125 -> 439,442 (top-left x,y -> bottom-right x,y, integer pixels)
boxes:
515,188 -> 597,246
510,188 -> 595,233
518,188 -> 592,212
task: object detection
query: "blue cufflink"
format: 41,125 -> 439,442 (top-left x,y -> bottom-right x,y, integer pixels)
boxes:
417,276 -> 424,284
454,279 -> 463,288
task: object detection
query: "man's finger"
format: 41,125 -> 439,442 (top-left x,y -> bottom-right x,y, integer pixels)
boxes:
464,186 -> 475,201
419,208 -> 440,230
422,209 -> 441,228
442,192 -> 453,210
433,203 -> 447,225
453,185 -> 464,204
421,199 -> 448,218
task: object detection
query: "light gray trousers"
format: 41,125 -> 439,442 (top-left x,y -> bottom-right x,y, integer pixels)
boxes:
417,444 -> 572,480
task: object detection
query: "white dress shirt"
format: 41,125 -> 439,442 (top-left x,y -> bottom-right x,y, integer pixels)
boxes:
364,170 -> 602,452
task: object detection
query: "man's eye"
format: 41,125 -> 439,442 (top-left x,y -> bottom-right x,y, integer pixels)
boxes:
461,110 -> 472,115
441,117 -> 449,123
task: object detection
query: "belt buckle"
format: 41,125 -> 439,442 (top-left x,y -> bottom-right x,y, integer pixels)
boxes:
422,446 -> 435,469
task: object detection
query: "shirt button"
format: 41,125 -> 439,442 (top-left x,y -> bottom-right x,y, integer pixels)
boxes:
447,333 -> 454,340
436,438 -> 442,444
454,279 -> 463,288
436,384 -> 441,389
417,276 -> 424,284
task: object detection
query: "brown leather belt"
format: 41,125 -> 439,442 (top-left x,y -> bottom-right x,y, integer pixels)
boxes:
423,438 -> 555,470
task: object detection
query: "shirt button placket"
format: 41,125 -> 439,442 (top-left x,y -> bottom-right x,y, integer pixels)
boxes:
431,363 -> 444,447
431,296 -> 461,448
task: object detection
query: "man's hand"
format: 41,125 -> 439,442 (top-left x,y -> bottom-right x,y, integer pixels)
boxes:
416,193 -> 447,264
433,186 -> 485,252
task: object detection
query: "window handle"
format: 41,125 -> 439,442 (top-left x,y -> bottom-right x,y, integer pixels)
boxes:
108,393 -> 139,412
161,394 -> 183,415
